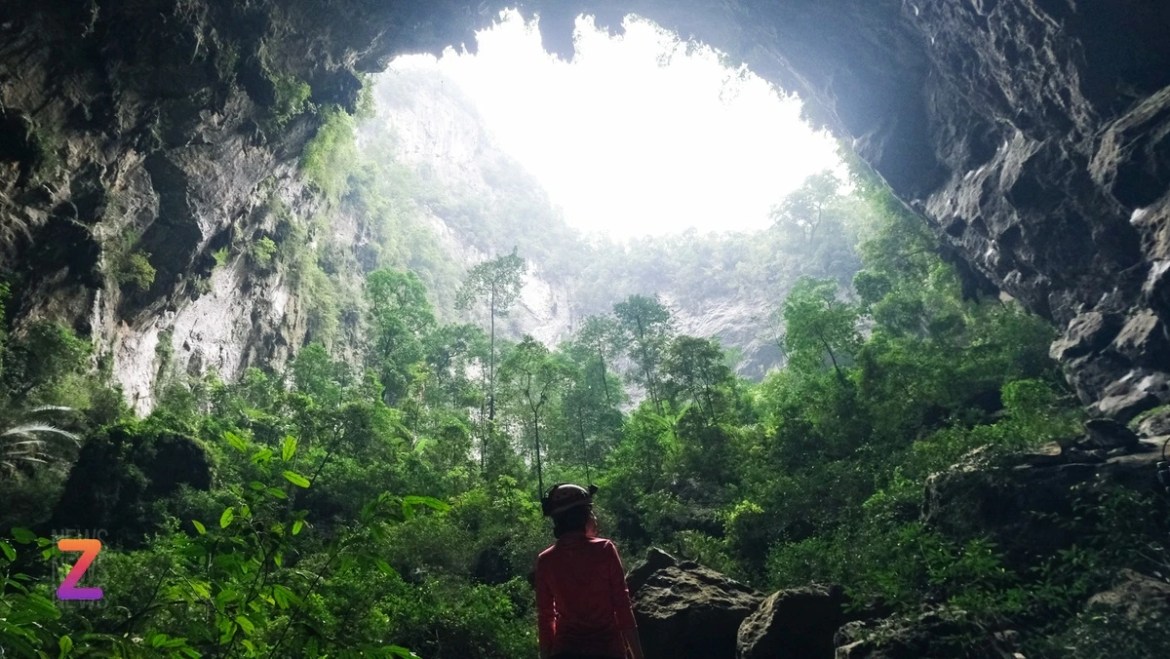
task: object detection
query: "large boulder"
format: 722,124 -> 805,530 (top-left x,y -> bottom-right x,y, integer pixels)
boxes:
1043,570 -> 1170,656
923,437 -> 1164,566
51,423 -> 213,546
627,547 -> 679,595
1135,405 -> 1170,437
1087,569 -> 1170,620
737,584 -> 848,659
834,609 -> 1021,659
630,550 -> 763,659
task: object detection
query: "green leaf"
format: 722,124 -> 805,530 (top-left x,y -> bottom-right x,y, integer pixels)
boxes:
402,495 -> 449,519
224,431 -> 247,452
281,435 -> 297,462
251,447 -> 274,465
282,470 -> 310,488
11,527 -> 36,544
266,487 -> 288,500
149,633 -> 168,648
272,584 -> 297,609
58,634 -> 73,655
388,646 -> 421,659
215,588 -> 240,608
219,507 -> 235,529
235,615 -> 255,636
375,559 -> 398,577
292,519 -> 305,536
0,540 -> 15,562
218,619 -> 236,644
191,520 -> 206,535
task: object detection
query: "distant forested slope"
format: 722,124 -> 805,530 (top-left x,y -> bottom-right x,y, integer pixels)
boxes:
360,62 -> 866,378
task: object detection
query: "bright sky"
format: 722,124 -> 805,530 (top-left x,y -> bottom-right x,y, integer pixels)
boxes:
400,10 -> 841,240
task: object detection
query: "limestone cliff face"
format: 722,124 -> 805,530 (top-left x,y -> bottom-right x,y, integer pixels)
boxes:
366,66 -> 578,348
5,0 -> 1170,418
0,0 -> 508,410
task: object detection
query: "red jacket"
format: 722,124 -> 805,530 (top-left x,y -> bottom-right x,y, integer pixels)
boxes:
535,532 -> 638,658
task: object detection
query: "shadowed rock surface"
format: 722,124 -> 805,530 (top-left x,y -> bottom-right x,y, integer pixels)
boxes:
627,549 -> 763,659
736,584 -> 848,659
835,608 -> 1022,659
923,437 -> 1166,567
50,424 -> 212,547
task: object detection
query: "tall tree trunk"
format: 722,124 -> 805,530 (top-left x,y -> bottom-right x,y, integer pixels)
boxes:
576,404 -> 592,482
529,374 -> 546,497
820,335 -> 847,385
596,345 -> 613,406
703,379 -> 716,425
480,361 -> 488,474
533,406 -> 544,496
489,286 -> 496,423
635,316 -> 661,414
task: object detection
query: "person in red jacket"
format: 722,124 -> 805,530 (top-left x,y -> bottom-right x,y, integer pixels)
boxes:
536,483 -> 645,659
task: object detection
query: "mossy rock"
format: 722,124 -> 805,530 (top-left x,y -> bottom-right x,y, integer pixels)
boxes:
50,423 -> 212,547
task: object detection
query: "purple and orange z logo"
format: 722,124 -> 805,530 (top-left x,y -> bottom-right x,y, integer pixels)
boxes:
56,539 -> 103,601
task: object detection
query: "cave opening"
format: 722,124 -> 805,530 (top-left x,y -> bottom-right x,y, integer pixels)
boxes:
368,9 -> 843,242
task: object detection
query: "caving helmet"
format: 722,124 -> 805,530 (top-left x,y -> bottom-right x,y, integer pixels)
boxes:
541,483 -> 598,517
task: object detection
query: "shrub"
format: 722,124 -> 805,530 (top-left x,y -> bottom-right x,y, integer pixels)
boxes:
249,236 -> 278,270
212,246 -> 229,267
301,106 -> 357,201
270,73 -> 312,128
117,250 -> 156,291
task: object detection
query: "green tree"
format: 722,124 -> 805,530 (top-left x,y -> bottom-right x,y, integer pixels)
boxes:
365,269 -> 436,405
291,343 -> 351,407
421,323 -> 489,410
613,294 -> 673,414
770,171 -> 842,246
779,278 -> 861,382
498,336 -> 569,495
575,315 -> 622,407
769,170 -> 861,282
551,347 -> 624,480
661,335 -> 735,424
455,249 -> 526,426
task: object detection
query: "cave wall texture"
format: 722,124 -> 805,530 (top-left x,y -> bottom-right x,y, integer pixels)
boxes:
2,0 -> 1169,419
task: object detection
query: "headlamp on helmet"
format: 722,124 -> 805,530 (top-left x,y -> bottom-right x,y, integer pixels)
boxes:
541,483 -> 598,517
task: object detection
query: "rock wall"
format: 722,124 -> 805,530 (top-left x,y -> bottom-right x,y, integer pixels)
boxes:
5,0 -> 1170,418
0,0 -> 509,409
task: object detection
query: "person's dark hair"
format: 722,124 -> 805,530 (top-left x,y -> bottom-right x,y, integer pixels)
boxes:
552,504 -> 591,538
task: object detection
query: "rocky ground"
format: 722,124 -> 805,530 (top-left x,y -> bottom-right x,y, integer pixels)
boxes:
627,411 -> 1170,658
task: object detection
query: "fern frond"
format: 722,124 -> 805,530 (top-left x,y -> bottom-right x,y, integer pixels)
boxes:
1,424 -> 81,444
27,405 -> 78,416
